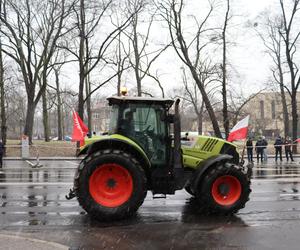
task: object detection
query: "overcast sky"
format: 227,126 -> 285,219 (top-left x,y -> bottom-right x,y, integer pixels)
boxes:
231,0 -> 275,93
60,0 -> 279,98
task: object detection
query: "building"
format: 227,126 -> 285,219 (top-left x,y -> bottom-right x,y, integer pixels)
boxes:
91,101 -> 111,134
242,91 -> 300,138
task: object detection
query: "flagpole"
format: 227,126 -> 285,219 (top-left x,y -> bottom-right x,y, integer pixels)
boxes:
240,139 -> 247,166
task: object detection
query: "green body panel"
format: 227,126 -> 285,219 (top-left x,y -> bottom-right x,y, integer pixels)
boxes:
81,134 -> 237,171
80,134 -> 150,164
181,135 -> 236,170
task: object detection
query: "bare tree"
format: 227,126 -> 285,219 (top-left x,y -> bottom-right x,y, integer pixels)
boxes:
228,89 -> 265,126
0,0 -> 75,142
61,0 -> 134,121
123,0 -> 169,96
0,1 -> 6,149
0,36 -> 6,149
159,0 -> 222,137
181,67 -> 204,134
278,0 -> 300,147
256,15 -> 290,138
221,0 -> 230,138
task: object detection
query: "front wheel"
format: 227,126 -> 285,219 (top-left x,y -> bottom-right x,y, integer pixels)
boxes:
77,150 -> 147,221
196,163 -> 251,215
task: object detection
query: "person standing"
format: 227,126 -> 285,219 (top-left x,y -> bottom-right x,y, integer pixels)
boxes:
284,136 -> 294,161
274,135 -> 283,162
0,140 -> 4,168
255,137 -> 264,163
262,136 -> 268,162
246,137 -> 253,163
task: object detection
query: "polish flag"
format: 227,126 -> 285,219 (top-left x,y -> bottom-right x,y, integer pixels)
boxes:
227,115 -> 250,142
71,110 -> 89,145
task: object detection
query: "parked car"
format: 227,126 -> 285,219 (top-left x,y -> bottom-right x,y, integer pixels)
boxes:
64,135 -> 72,141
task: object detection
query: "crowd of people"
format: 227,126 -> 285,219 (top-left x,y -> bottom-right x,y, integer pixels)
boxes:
246,135 -> 295,163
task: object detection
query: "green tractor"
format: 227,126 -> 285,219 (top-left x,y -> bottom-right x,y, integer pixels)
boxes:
66,96 -> 252,221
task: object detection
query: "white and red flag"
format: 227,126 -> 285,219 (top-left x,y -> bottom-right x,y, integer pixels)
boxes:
227,115 -> 250,142
71,110 -> 89,145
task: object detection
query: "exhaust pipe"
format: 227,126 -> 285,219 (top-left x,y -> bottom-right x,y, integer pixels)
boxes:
173,99 -> 184,189
173,99 -> 182,169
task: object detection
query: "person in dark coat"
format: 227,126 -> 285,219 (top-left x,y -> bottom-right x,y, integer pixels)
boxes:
274,135 -> 283,162
0,140 -> 4,168
255,137 -> 264,163
246,137 -> 253,163
284,136 -> 294,161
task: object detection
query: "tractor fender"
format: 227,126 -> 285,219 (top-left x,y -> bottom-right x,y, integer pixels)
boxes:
190,154 -> 233,194
78,138 -> 151,176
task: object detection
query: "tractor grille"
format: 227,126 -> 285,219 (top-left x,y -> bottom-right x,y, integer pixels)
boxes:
201,138 -> 219,152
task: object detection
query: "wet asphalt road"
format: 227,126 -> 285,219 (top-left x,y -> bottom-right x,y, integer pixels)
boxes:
0,159 -> 300,249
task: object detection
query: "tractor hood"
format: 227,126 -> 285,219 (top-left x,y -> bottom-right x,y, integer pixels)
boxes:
181,135 -> 239,169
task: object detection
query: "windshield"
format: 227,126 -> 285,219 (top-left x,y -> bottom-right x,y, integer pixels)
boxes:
108,105 -> 119,134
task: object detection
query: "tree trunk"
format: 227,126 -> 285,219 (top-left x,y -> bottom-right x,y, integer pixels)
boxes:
222,0 -> 230,138
197,102 -> 204,135
78,0 -> 86,119
0,41 -> 7,154
42,87 -> 50,142
85,35 -> 92,134
291,91 -> 298,152
55,69 -> 63,141
117,33 -> 122,96
279,84 -> 289,138
85,76 -> 92,134
24,98 -> 36,144
189,66 -> 222,138
133,15 -> 142,96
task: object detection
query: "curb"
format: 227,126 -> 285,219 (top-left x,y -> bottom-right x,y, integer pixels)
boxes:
3,157 -> 82,160
0,234 -> 68,250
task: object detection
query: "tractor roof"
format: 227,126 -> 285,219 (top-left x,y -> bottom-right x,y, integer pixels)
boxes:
107,96 -> 174,109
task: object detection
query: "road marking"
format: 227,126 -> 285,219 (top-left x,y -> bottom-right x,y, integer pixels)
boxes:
279,193 -> 300,197
253,174 -> 300,178
64,161 -> 79,166
0,182 -> 72,186
1,167 -> 77,170
252,178 -> 300,183
253,167 -> 300,171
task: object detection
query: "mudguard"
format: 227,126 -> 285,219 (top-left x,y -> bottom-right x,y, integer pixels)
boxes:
189,154 -> 233,194
78,136 -> 151,172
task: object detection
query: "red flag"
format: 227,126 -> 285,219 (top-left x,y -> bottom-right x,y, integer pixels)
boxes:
295,138 -> 300,143
72,111 -> 89,142
227,116 -> 250,142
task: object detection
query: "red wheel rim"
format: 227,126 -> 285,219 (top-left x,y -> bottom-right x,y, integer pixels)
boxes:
89,163 -> 133,208
211,175 -> 242,206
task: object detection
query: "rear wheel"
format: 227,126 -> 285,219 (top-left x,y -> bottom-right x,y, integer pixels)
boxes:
77,149 -> 147,221
196,163 -> 251,214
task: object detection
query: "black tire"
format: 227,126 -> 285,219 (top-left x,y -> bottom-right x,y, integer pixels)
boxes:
195,163 -> 251,215
76,149 -> 147,221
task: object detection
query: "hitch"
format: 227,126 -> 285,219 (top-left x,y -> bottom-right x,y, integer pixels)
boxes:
65,188 -> 76,200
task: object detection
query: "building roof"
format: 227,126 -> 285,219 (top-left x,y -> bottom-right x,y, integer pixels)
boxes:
107,96 -> 175,108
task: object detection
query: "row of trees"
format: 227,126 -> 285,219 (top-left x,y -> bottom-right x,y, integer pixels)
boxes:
0,0 -> 299,144
255,0 -> 300,146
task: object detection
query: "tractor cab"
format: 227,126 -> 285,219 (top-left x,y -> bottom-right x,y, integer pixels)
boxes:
107,96 -> 175,168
